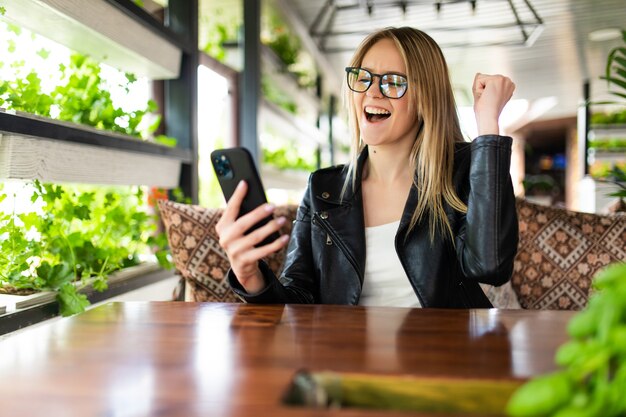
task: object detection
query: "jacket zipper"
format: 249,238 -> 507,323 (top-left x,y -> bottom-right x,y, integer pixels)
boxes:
314,213 -> 362,283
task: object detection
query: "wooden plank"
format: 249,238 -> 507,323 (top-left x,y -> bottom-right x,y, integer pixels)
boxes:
0,134 -> 181,187
2,0 -> 182,79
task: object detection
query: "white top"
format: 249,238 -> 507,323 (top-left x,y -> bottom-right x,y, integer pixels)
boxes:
358,221 -> 422,308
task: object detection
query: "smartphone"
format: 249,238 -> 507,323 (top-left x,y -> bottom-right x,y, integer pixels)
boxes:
211,147 -> 279,246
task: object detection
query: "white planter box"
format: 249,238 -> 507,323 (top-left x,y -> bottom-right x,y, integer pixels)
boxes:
261,165 -> 309,191
0,133 -> 182,187
2,0 -> 181,79
0,262 -> 162,314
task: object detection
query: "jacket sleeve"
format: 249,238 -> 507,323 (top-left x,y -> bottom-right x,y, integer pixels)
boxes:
454,135 -> 519,286
228,176 -> 318,303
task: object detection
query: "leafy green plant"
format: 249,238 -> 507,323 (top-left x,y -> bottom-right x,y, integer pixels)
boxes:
0,22 -> 175,145
263,146 -> 316,172
201,8 -> 239,64
262,7 -> 316,89
590,109 -> 626,125
262,75 -> 298,114
588,137 -> 626,150
0,181 -> 172,316
507,263 -> 626,417
601,29 -> 626,102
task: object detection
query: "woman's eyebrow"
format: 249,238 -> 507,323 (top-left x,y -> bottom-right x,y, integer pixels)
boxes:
361,66 -> 407,77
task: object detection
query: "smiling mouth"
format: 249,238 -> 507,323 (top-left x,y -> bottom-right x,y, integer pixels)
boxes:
364,106 -> 391,123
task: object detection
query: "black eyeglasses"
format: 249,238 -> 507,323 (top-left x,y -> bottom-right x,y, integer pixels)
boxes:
345,67 -> 408,99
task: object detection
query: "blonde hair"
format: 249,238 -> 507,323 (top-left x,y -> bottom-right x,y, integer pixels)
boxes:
343,27 -> 467,241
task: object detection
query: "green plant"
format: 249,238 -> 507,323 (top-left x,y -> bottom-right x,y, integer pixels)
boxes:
201,8 -> 239,64
588,137 -> 626,150
507,263 -> 626,417
601,29 -> 626,102
263,146 -> 316,172
0,22 -> 175,145
262,74 -> 298,114
262,7 -> 316,89
599,166 -> 626,199
0,181 -> 172,316
590,109 -> 626,125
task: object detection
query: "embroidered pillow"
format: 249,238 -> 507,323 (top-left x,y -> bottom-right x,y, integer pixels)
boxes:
511,199 -> 626,310
480,282 -> 522,309
158,200 -> 298,302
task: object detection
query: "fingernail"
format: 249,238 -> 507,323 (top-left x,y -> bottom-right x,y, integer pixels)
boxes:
237,180 -> 245,188
281,235 -> 290,242
265,203 -> 275,212
276,216 -> 286,225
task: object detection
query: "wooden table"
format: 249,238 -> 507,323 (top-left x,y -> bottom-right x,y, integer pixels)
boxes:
0,302 -> 574,416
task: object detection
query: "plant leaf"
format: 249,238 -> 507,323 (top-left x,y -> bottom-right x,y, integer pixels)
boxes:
57,283 -> 90,316
38,262 -> 74,289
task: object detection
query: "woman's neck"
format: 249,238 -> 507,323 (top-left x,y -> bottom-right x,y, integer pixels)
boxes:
364,142 -> 414,184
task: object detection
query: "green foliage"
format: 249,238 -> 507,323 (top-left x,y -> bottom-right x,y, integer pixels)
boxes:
266,26 -> 300,67
0,6 -> 6,15
262,75 -> 298,114
0,181 -> 173,316
589,161 -> 626,182
0,30 -> 174,145
201,8 -> 239,63
263,146 -> 316,172
588,137 -> 626,150
601,30 -> 626,102
507,263 -> 626,417
262,7 -> 316,89
591,109 -> 626,125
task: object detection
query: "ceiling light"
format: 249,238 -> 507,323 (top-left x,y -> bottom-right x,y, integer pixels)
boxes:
588,28 -> 621,42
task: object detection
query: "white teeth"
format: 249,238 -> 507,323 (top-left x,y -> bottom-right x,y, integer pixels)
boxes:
365,107 -> 391,115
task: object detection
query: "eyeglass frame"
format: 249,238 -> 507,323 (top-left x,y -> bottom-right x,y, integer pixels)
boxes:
344,67 -> 409,99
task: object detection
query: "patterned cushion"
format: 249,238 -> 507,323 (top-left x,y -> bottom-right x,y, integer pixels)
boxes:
480,282 -> 522,309
158,200 -> 298,302
511,199 -> 626,310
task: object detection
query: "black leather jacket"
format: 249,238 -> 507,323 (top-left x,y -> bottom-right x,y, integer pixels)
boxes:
229,135 -> 519,308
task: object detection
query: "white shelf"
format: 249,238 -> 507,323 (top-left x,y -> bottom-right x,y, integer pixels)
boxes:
0,263 -> 162,313
2,0 -> 182,79
261,165 -> 309,191
260,99 -> 325,146
0,111 -> 188,187
0,133 -> 181,187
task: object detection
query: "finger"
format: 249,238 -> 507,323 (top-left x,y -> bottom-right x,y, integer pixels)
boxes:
224,214 -> 284,252
472,73 -> 487,97
228,202 -> 276,238
220,180 -> 247,226
238,234 -> 290,264
244,216 -> 288,247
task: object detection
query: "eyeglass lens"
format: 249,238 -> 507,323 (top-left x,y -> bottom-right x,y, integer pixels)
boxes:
346,68 -> 407,99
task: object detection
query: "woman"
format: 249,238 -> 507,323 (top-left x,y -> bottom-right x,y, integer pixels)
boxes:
216,27 -> 518,308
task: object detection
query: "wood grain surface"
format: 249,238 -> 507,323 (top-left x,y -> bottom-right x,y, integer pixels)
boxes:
0,302 -> 573,416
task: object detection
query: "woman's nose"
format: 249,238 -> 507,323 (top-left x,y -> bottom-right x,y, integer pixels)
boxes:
366,77 -> 383,98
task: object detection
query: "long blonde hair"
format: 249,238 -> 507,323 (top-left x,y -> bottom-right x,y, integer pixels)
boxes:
343,27 -> 467,241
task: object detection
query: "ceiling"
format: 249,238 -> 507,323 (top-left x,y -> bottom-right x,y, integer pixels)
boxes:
281,0 -> 626,123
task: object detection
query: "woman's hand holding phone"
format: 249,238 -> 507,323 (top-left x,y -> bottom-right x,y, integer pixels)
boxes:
215,180 -> 290,294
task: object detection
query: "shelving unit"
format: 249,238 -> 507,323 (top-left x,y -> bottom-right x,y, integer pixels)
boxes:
0,0 -> 198,326
581,123 -> 626,213
0,112 -> 191,187
2,0 -> 184,79
261,45 -> 321,116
